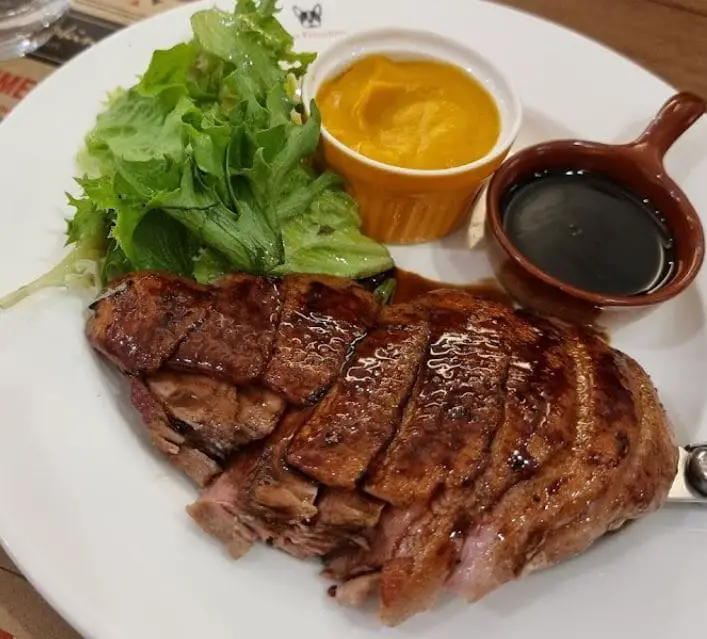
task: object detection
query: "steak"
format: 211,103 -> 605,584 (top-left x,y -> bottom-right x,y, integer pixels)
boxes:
263,274 -> 379,405
287,303 -> 429,488
188,410 -> 383,559
87,271 -> 678,626
168,275 -> 282,385
87,273 -> 208,374
364,291 -> 527,505
129,379 -> 222,486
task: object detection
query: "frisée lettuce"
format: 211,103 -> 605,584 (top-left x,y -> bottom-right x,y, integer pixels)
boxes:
0,0 -> 392,308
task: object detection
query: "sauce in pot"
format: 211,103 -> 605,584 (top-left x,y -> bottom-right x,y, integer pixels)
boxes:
392,269 -> 512,305
501,169 -> 676,296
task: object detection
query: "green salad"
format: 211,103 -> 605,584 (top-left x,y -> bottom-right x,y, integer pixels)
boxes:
0,0 -> 393,308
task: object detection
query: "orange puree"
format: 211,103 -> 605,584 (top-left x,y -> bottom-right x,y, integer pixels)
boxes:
316,55 -> 501,171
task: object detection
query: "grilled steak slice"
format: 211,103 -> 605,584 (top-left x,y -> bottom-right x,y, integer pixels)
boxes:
146,371 -> 283,462
368,316 -> 581,624
236,386 -> 287,442
88,273 -> 208,374
364,292 -> 521,505
130,379 -> 221,486
168,275 -> 282,385
190,411 -> 383,559
188,409 -> 319,558
445,335 -> 676,604
263,275 -> 379,405
287,304 -> 429,488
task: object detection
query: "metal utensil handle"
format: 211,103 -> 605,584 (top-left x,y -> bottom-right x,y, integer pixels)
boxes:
670,446 -> 707,504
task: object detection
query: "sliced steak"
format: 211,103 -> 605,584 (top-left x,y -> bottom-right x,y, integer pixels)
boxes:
188,409 -> 320,559
88,272 -> 208,374
263,275 -> 379,406
465,315 -> 579,503
130,379 -> 221,486
445,332 -> 676,604
332,314 -> 584,624
287,304 -> 429,488
88,273 -> 678,627
168,275 -> 282,385
189,413 -> 384,560
146,371 -> 283,462
364,292 -> 519,505
377,322 -> 580,624
236,386 -> 287,442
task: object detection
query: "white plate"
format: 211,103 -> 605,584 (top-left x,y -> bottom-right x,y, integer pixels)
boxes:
0,1 -> 706,637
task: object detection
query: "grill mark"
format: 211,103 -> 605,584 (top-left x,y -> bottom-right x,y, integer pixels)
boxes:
288,308 -> 430,489
169,417 -> 229,464
168,276 -> 283,385
365,301 -> 514,505
264,276 -> 379,406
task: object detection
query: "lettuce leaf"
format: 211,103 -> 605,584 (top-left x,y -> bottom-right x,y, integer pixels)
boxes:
2,0 -> 392,307
275,191 -> 392,279
0,194 -> 109,309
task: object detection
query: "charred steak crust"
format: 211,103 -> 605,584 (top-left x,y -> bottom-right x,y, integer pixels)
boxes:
286,303 -> 430,488
87,272 -> 209,374
364,291 -> 522,505
129,378 -> 222,486
263,275 -> 380,406
87,272 -> 679,626
168,275 -> 282,386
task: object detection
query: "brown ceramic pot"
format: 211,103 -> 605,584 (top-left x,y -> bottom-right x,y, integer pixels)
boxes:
485,91 -> 706,324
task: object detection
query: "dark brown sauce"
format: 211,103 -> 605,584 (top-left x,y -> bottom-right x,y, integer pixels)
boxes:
502,169 -> 676,297
362,270 -> 612,341
392,269 -> 513,305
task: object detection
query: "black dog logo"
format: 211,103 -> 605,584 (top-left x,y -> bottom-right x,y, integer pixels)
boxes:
293,3 -> 322,28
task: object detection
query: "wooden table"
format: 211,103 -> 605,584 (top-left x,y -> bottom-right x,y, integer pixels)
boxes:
494,0 -> 707,96
1,0 -> 705,637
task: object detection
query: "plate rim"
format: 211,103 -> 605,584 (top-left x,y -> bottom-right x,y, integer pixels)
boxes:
0,1 -> 694,637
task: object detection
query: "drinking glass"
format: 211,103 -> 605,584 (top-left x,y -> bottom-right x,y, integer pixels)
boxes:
0,0 -> 69,60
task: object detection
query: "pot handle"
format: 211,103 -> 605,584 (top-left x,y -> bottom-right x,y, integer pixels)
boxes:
631,92 -> 706,167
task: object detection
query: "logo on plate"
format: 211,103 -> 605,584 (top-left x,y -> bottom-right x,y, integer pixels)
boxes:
293,3 -> 322,29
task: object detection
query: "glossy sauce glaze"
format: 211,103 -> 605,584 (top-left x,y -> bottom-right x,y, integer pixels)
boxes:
375,269 -> 611,342
392,269 -> 513,305
501,169 -> 676,297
